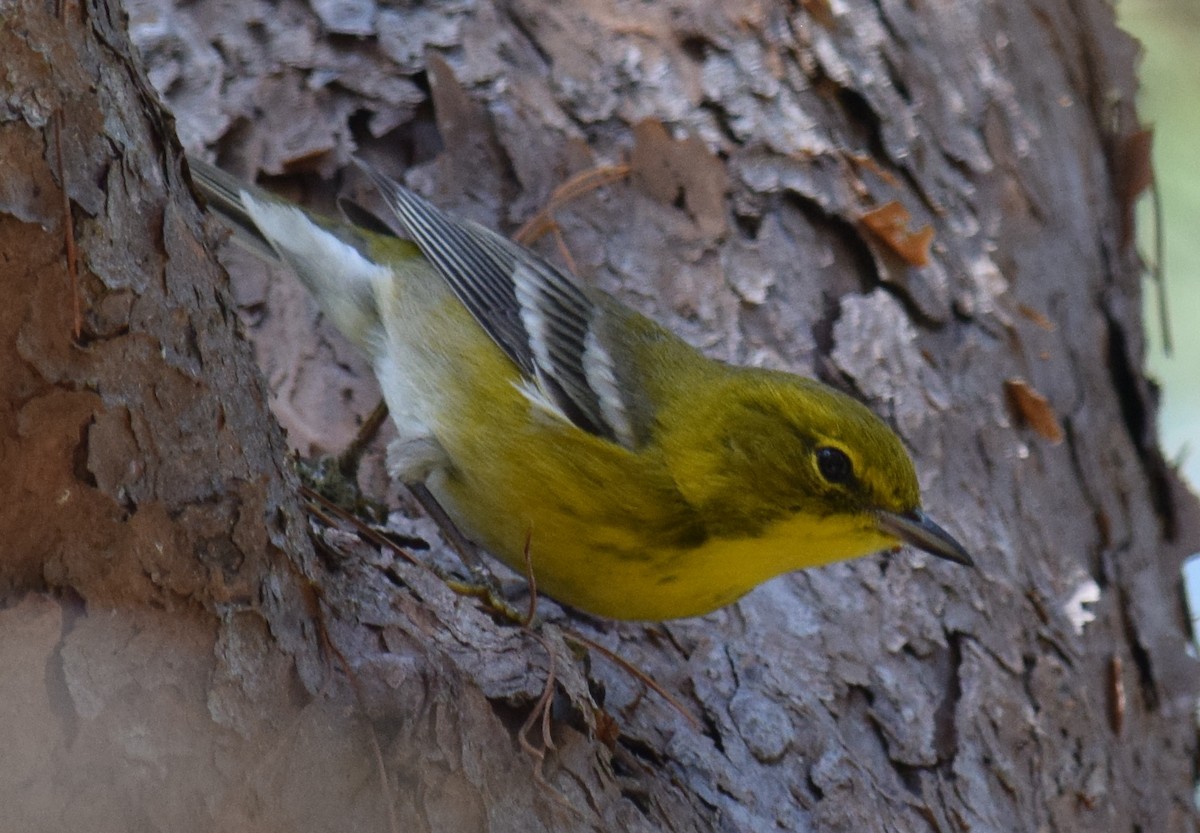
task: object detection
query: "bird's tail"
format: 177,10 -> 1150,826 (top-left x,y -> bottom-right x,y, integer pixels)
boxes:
186,154 -> 386,353
186,156 -> 285,264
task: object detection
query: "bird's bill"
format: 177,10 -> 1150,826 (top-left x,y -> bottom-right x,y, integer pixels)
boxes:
875,509 -> 974,567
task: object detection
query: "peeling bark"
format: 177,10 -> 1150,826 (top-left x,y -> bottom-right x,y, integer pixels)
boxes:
1,0 -> 1196,831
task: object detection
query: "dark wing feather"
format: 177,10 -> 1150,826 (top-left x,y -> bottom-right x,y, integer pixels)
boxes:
355,160 -> 634,447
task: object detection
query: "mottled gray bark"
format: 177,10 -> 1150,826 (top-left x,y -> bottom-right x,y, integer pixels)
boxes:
0,0 -> 1196,831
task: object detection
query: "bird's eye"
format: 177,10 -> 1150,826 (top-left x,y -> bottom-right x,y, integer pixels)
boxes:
816,446 -> 853,484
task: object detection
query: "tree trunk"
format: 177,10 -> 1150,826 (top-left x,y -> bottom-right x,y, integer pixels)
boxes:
1,0 -> 1196,831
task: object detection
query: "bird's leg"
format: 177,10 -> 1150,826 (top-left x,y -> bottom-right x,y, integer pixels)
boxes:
403,481 -> 529,623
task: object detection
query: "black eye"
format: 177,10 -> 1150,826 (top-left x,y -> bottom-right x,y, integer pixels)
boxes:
816,447 -> 853,484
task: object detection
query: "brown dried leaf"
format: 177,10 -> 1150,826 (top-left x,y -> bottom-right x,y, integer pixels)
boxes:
630,119 -> 728,239
800,0 -> 836,28
1004,378 -> 1064,444
1017,303 -> 1056,332
859,201 -> 934,266
594,708 -> 620,750
844,152 -> 901,188
1115,128 -> 1153,247
425,53 -> 507,202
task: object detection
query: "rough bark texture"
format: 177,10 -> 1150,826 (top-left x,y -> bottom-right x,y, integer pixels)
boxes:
0,0 -> 1196,831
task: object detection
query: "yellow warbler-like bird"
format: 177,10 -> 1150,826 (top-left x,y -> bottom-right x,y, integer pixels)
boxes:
188,156 -> 972,621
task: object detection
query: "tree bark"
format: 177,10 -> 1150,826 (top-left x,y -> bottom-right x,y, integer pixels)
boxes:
1,0 -> 1196,831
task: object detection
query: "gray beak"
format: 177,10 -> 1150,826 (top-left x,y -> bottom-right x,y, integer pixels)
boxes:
876,509 -> 974,567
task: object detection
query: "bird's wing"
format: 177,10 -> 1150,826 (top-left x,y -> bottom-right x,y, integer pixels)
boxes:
356,161 -> 638,449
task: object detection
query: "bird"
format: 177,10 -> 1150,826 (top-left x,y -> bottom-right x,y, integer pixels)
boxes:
187,154 -> 973,621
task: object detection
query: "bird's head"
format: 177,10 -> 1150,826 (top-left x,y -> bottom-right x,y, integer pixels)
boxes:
663,368 -> 973,568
